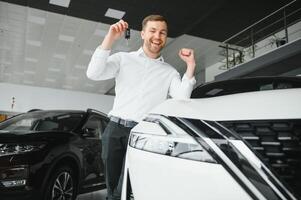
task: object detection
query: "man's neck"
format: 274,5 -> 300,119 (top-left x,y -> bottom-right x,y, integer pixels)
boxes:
142,46 -> 160,59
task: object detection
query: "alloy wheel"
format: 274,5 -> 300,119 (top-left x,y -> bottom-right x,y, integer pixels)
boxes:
51,171 -> 74,200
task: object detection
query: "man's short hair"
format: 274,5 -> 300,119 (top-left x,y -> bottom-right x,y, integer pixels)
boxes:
142,15 -> 168,31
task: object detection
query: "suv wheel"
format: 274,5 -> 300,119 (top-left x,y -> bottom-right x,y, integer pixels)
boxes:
45,166 -> 77,200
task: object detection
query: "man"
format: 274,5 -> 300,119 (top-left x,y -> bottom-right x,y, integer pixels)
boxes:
86,15 -> 196,200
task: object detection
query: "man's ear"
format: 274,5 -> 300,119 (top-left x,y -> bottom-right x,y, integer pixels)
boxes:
141,30 -> 145,40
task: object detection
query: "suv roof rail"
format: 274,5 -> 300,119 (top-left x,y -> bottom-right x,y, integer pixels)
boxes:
87,108 -> 107,116
27,109 -> 42,112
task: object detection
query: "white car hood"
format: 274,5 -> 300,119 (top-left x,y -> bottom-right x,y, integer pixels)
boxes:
149,88 -> 301,121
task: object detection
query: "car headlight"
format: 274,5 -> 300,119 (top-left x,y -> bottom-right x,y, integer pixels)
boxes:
0,143 -> 46,156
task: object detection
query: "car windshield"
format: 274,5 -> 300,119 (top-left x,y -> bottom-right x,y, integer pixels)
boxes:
0,111 -> 84,134
191,76 -> 301,98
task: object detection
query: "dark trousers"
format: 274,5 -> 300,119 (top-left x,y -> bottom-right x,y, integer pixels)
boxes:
101,121 -> 131,200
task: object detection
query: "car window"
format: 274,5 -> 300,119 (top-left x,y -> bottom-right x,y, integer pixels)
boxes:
0,112 -> 83,133
83,116 -> 105,139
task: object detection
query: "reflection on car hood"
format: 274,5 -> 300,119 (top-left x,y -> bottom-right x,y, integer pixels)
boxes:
0,130 -> 37,135
0,130 -> 71,143
150,88 -> 301,121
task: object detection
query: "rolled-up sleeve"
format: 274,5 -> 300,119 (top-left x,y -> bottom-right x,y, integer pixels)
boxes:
169,73 -> 196,99
86,47 -> 121,80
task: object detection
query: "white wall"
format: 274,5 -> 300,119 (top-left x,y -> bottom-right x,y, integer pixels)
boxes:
205,62 -> 225,82
0,83 -> 114,114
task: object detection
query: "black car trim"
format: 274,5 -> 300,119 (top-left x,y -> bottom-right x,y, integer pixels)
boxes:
219,119 -> 301,199
202,120 -> 285,200
207,120 -> 297,200
183,118 -> 297,200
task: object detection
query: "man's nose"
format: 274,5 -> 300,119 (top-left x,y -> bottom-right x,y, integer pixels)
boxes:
154,32 -> 160,38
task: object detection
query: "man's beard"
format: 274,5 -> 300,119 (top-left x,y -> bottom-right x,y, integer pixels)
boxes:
144,39 -> 165,54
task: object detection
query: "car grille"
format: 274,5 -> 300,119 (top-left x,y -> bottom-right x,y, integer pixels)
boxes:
220,119 -> 301,198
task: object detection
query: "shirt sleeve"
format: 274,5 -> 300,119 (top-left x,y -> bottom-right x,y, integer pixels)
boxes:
169,72 -> 196,99
86,47 -> 121,80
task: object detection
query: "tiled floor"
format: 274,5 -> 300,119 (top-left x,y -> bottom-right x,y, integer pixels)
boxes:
77,189 -> 107,200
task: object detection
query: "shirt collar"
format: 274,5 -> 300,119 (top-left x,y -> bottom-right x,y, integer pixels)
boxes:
136,47 -> 164,62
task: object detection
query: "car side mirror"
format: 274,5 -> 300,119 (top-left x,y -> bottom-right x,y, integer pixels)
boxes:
82,128 -> 95,137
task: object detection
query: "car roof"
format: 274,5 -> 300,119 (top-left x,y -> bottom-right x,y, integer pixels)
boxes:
27,110 -> 86,114
191,76 -> 301,98
150,88 -> 301,121
26,109 -> 107,117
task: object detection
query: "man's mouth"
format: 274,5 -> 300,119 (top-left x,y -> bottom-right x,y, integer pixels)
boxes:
151,40 -> 161,46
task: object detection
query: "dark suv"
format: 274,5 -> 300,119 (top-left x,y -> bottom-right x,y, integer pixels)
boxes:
0,109 -> 108,200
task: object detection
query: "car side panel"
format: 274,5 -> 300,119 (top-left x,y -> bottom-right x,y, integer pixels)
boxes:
125,147 -> 252,200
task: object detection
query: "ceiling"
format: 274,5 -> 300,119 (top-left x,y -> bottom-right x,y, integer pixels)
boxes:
0,0 -> 298,95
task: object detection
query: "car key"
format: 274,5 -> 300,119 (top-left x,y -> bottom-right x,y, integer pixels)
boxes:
125,28 -> 130,45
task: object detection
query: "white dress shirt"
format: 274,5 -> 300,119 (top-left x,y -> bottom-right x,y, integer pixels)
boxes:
87,47 -> 196,122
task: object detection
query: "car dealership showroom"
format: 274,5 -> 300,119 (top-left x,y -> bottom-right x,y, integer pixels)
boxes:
1,0 -> 301,200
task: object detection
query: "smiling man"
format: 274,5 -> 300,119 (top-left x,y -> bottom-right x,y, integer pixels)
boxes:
86,14 -> 196,200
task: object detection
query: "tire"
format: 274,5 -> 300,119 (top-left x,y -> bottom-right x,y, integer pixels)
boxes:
44,165 -> 78,200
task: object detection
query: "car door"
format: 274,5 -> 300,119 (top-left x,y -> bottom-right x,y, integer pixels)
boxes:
81,114 -> 107,190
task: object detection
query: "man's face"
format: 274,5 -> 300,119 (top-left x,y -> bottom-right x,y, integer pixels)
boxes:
141,20 -> 168,55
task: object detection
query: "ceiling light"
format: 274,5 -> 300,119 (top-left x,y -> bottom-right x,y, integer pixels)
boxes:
58,34 -> 74,42
105,8 -> 125,19
63,85 -> 73,89
49,0 -> 71,8
53,54 -> 66,59
67,76 -> 79,80
24,70 -> 35,75
74,65 -> 86,69
25,57 -> 38,63
26,40 -> 42,47
28,16 -> 46,25
14,72 -> 23,76
1,61 -> 12,65
48,67 -> 61,72
45,78 -> 56,82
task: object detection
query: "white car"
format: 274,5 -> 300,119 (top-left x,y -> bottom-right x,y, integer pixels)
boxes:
122,76 -> 301,200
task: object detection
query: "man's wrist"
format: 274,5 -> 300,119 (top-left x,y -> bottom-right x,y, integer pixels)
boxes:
187,61 -> 196,69
185,62 -> 196,79
101,34 -> 115,50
